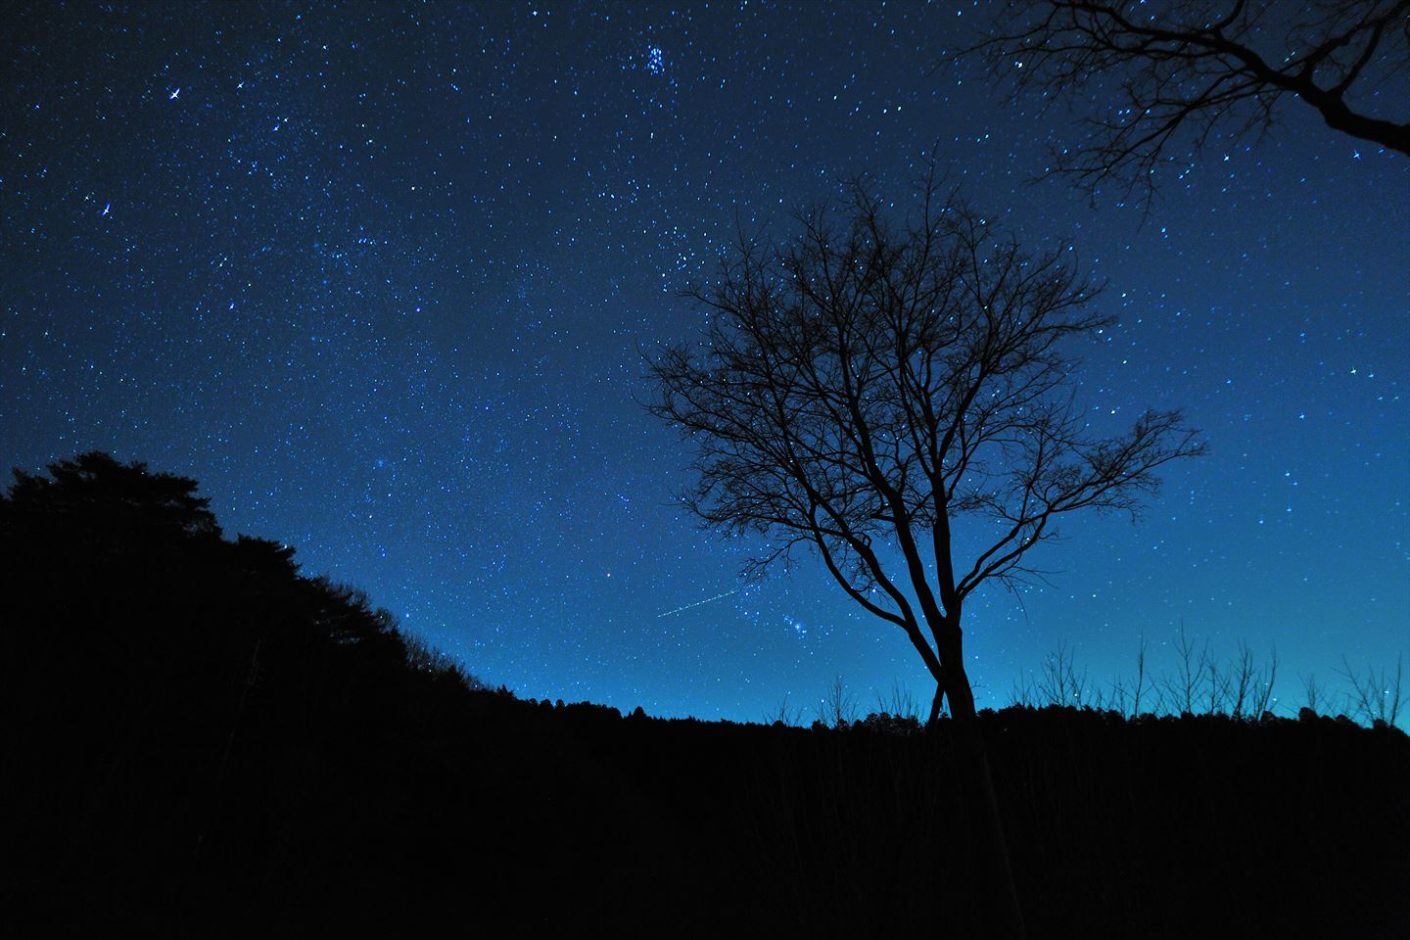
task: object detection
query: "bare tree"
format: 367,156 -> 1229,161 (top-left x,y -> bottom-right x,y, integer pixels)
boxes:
651,178 -> 1203,730
969,0 -> 1410,199
768,694 -> 807,727
1337,654 -> 1406,727
875,679 -> 923,723
1301,670 -> 1325,714
649,178 -> 1203,937
1130,632 -> 1153,716
1036,640 -> 1090,707
1225,639 -> 1279,718
1251,644 -> 1279,716
1165,620 -> 1212,714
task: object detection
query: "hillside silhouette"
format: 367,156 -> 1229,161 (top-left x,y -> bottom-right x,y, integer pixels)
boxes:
3,453 -> 1407,937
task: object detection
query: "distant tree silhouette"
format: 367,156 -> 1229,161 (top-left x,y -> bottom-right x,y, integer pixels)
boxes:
3,450 -> 221,541
0,453 -> 537,932
650,178 -> 1204,936
0,452 -> 477,818
968,0 -> 1410,199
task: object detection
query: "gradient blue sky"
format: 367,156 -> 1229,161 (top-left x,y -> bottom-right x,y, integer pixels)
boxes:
3,1 -> 1406,722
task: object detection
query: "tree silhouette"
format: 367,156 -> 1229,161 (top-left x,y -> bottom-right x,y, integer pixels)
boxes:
0,453 -> 515,932
969,0 -> 1410,199
3,450 -> 222,542
652,180 -> 1203,728
650,179 -> 1203,935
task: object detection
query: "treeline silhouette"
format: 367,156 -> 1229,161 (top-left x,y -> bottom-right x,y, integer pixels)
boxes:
4,453 -> 1407,937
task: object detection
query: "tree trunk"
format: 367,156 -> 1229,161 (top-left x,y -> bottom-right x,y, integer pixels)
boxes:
934,626 -> 1026,940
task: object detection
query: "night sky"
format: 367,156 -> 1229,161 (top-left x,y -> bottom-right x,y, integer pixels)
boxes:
3,1 -> 1406,722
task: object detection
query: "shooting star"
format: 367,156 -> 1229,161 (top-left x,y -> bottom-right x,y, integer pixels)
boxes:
656,589 -> 738,618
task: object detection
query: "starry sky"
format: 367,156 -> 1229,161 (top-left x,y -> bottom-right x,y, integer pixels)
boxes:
3,1 -> 1407,722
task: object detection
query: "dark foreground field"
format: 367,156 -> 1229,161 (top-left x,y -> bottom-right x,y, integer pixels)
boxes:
5,455 -> 1408,938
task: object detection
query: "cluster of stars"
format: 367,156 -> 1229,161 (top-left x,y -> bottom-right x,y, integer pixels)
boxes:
0,1 -> 1404,722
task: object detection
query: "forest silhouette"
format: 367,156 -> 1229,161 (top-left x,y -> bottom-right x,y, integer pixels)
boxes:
3,453 -> 1407,937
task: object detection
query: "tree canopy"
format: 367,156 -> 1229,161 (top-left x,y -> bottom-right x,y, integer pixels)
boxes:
3,450 -> 222,540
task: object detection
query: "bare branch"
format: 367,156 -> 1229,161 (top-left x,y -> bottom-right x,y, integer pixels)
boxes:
965,0 -> 1410,201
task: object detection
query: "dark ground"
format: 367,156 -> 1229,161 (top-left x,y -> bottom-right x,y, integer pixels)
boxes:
5,454 -> 1408,938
